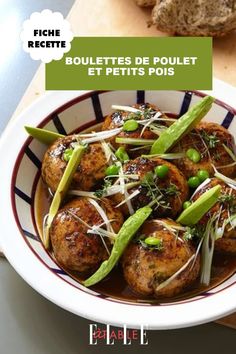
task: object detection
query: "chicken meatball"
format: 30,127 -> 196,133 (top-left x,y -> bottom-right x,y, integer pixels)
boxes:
50,197 -> 124,274
172,122 -> 236,179
42,135 -> 108,193
102,103 -> 167,157
192,178 -> 236,254
122,219 -> 200,298
112,157 -> 188,218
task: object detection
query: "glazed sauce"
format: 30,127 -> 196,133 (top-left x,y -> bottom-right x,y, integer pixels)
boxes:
34,119 -> 236,304
34,178 -> 236,304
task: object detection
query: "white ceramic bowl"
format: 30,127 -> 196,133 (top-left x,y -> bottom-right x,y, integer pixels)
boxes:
1,83 -> 236,329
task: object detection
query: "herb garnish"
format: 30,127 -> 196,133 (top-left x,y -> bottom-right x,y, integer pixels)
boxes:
183,226 -> 203,241
218,194 -> 234,204
94,179 -> 112,198
218,192 -> 236,213
165,183 -> 180,196
213,151 -> 221,161
140,172 -> 179,210
125,107 -> 157,122
200,130 -> 220,149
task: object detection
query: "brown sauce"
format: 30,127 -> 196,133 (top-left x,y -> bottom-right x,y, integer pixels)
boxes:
34,178 -> 236,304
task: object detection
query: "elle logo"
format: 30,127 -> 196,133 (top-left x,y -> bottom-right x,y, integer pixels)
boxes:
89,324 -> 148,345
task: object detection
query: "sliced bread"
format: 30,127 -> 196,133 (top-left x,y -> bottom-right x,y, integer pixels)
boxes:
152,0 -> 236,36
135,0 -> 156,7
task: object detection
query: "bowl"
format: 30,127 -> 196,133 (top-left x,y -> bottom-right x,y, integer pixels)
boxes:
1,84 -> 236,329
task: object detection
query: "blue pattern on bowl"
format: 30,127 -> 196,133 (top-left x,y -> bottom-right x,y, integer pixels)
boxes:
11,90 -> 236,306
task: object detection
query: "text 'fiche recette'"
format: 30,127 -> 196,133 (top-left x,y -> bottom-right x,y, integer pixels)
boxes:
27,29 -> 66,48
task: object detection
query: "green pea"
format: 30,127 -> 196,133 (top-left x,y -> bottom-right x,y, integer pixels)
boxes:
188,176 -> 201,188
115,147 -> 130,162
144,236 -> 162,247
197,169 -> 209,182
154,165 -> 169,179
123,119 -> 139,132
186,148 -> 201,163
192,151 -> 201,163
183,201 -> 192,210
186,148 -> 195,159
63,148 -> 73,162
105,164 -> 120,176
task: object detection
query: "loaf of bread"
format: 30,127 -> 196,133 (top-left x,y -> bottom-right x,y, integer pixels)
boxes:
134,0 -> 156,7
152,0 -> 236,37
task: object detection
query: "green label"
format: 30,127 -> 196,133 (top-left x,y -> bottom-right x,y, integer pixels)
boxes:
46,37 -> 212,90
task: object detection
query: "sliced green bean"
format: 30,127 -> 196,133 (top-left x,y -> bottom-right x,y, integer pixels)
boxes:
150,96 -> 214,155
83,206 -> 152,287
177,185 -> 221,226
25,126 -> 64,145
43,144 -> 85,249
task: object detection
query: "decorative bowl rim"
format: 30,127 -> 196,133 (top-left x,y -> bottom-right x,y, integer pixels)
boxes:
1,83 -> 236,329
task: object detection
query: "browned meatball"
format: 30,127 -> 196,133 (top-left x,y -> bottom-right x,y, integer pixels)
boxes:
102,103 -> 167,157
122,219 -> 200,298
112,157 -> 188,218
192,178 -> 236,254
172,122 -> 236,179
42,135 -> 108,193
50,197 -> 124,274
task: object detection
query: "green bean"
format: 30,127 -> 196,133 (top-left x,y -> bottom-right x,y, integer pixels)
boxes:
25,126 -> 64,145
177,185 -> 221,226
83,206 -> 152,287
150,96 -> 214,155
44,144 -> 85,249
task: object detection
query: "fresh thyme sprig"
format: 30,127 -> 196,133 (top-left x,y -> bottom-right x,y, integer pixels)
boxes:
218,194 -> 234,204
141,172 -> 165,209
213,151 -> 221,161
183,226 -> 204,241
124,107 -> 158,122
218,192 -> 236,213
140,172 -> 179,210
165,183 -> 180,196
200,130 -> 220,149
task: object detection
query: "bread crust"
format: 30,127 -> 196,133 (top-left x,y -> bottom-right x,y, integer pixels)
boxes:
152,0 -> 236,37
135,0 -> 156,7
